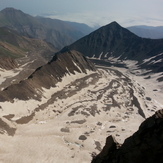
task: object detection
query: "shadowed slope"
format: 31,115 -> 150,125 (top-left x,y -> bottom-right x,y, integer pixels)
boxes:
67,22 -> 163,61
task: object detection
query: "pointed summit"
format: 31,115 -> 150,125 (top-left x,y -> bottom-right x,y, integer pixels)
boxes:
67,21 -> 163,61
1,7 -> 23,13
0,7 -> 37,27
105,21 -> 121,28
0,7 -> 30,18
95,21 -> 136,39
0,8 -> 92,50
68,21 -> 140,59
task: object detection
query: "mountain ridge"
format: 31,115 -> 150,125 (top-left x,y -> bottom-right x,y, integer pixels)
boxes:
64,21 -> 163,73
0,50 -> 96,102
0,8 -> 94,50
0,26 -> 56,62
0,26 -> 57,90
67,21 -> 163,59
0,10 -> 162,162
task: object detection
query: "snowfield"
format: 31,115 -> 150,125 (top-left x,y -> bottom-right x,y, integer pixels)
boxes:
0,63 -> 162,163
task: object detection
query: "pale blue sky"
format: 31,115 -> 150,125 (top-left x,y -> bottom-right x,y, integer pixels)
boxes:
0,0 -> 163,27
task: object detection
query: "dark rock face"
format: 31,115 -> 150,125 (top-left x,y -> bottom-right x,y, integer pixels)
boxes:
91,136 -> 118,163
140,52 -> 163,73
0,50 -> 95,101
92,110 -> 163,163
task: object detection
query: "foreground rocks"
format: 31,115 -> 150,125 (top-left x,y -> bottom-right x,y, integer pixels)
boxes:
92,109 -> 163,163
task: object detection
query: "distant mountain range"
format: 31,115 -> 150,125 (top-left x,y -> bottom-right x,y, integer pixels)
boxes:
1,9 -> 163,76
0,8 -> 94,50
1,7 -> 163,50
127,25 -> 163,39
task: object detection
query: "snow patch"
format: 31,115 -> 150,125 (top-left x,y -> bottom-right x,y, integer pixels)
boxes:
0,68 -> 20,85
143,53 -> 163,63
72,60 -> 83,73
98,52 -> 103,59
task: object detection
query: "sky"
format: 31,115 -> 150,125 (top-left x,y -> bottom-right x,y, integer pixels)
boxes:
0,0 -> 163,27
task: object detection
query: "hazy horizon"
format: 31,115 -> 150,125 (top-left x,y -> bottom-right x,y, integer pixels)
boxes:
0,0 -> 163,27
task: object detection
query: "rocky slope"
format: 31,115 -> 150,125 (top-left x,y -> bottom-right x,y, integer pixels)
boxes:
0,57 -> 17,70
0,26 -> 56,60
92,109 -> 163,163
0,26 -> 56,90
0,50 -> 95,101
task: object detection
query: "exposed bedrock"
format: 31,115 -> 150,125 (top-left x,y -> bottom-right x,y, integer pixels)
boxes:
92,109 -> 163,163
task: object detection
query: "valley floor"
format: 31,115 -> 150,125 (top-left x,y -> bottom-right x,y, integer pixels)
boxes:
0,66 -> 162,163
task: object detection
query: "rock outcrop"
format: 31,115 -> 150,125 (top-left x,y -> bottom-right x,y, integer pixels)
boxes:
92,109 -> 163,163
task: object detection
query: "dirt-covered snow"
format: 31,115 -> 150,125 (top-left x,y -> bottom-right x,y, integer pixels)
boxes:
0,64 -> 162,163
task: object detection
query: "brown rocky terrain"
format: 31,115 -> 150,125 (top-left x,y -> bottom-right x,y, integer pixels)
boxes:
0,57 -> 17,70
0,50 -> 95,101
0,26 -> 57,90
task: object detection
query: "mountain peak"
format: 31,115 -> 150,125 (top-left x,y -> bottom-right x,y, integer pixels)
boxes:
101,21 -> 122,30
68,21 -> 140,59
68,20 -> 163,64
0,8 -> 31,25
108,21 -> 120,26
1,7 -> 24,14
100,21 -> 123,34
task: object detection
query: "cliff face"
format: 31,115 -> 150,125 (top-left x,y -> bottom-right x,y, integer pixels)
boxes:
92,109 -> 163,163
